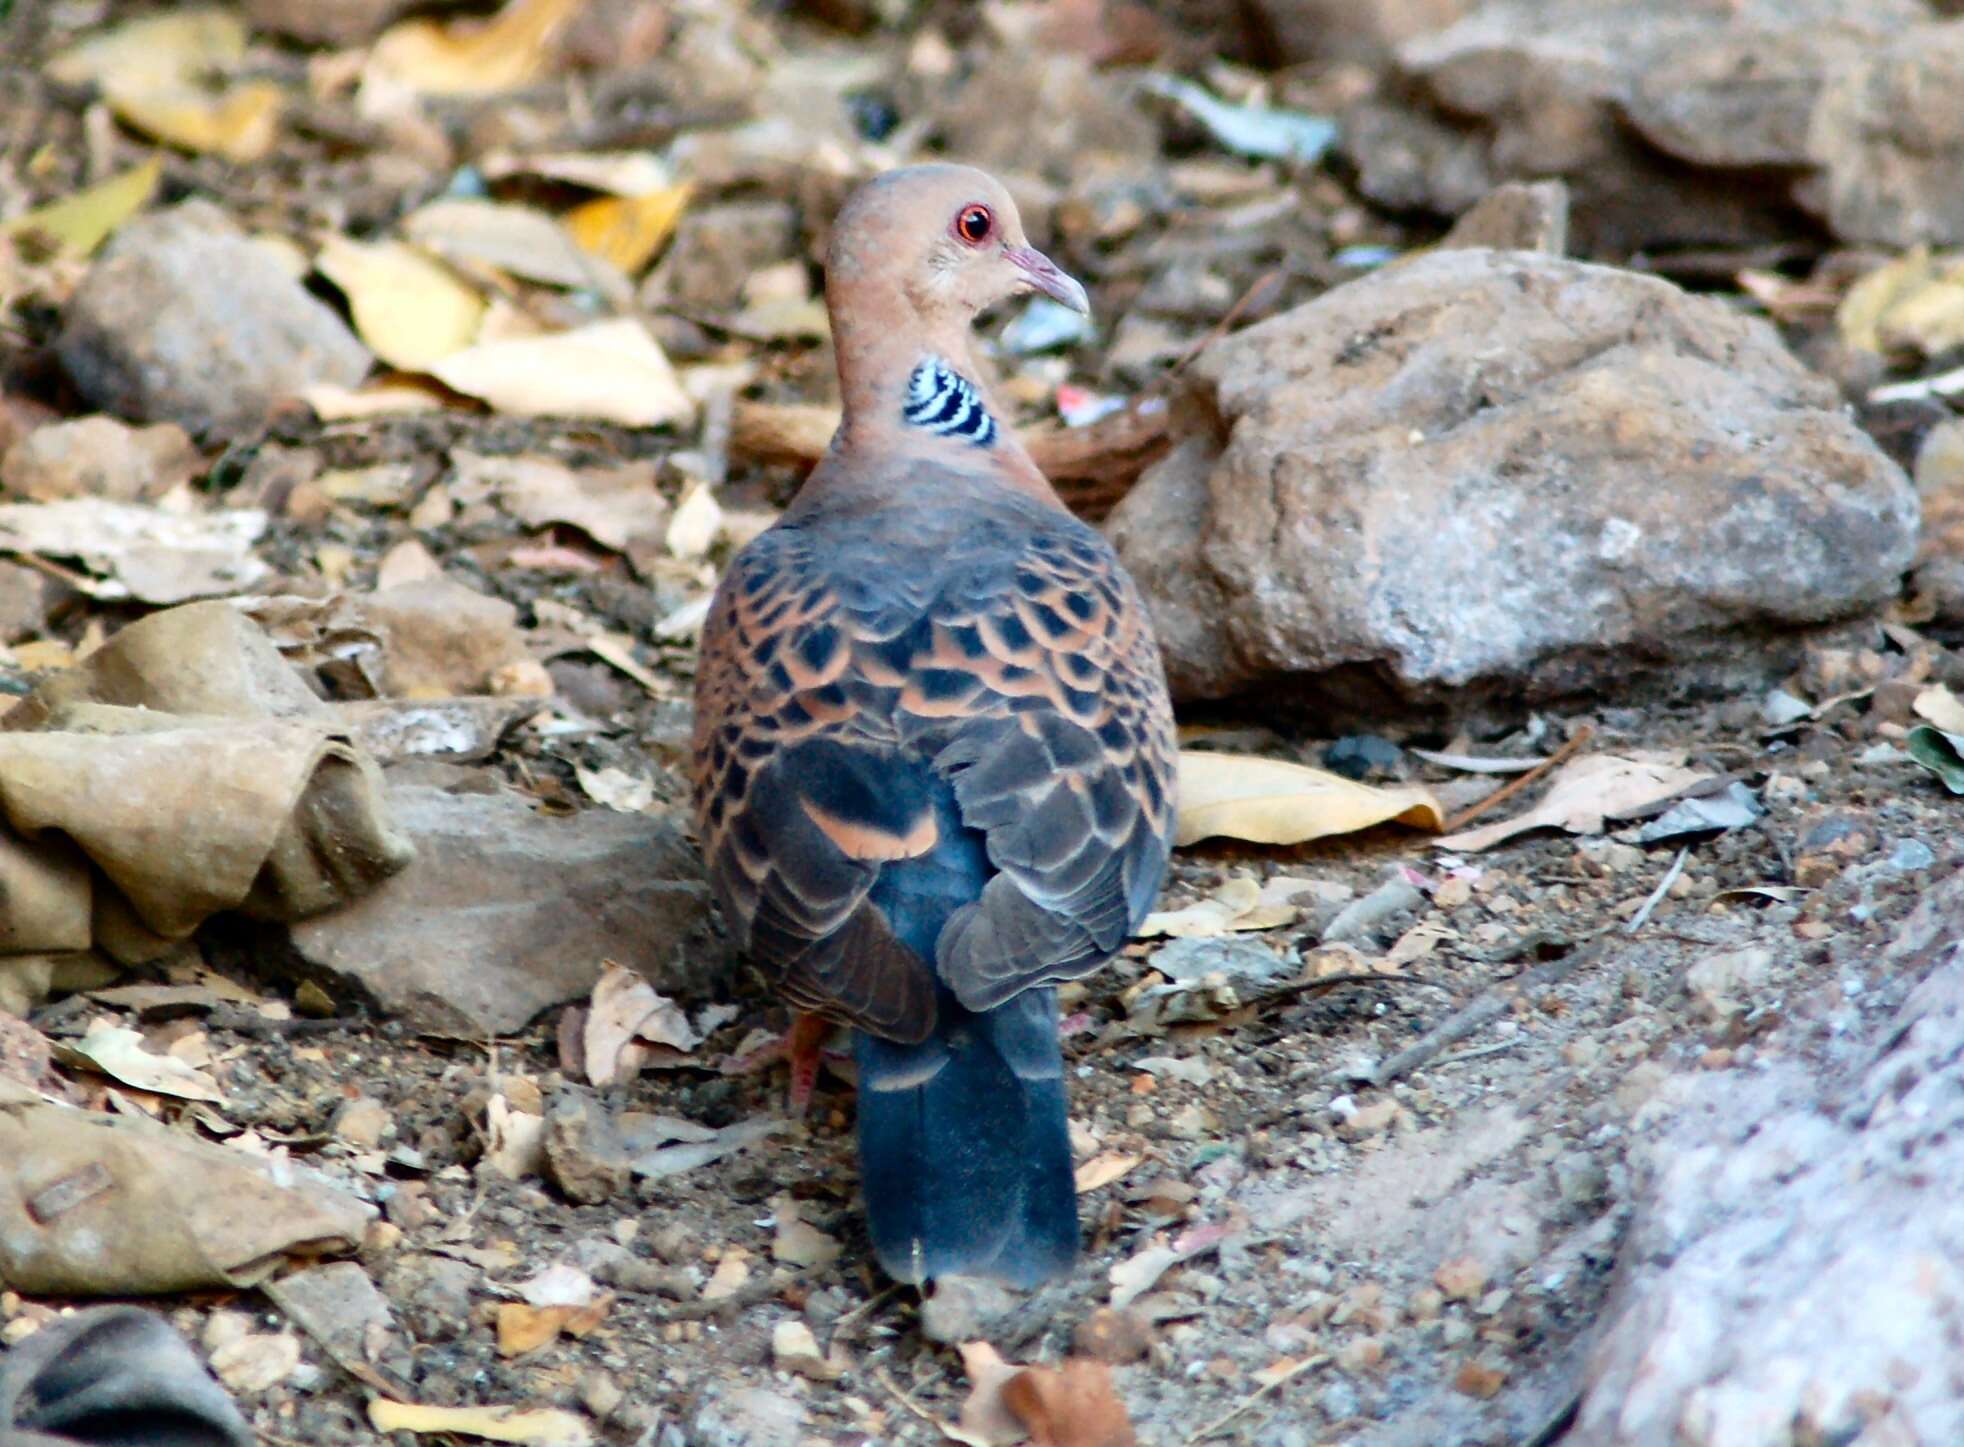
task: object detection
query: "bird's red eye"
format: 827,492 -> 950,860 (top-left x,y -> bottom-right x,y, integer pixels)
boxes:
955,204 -> 993,245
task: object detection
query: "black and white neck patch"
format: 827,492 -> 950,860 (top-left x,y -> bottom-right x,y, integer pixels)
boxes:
902,356 -> 998,448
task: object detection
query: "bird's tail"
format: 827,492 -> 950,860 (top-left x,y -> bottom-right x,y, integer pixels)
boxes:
852,986 -> 1076,1288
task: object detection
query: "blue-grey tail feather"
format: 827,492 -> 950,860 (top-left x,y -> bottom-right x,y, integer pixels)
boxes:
852,780 -> 1078,1287
854,993 -> 1076,1287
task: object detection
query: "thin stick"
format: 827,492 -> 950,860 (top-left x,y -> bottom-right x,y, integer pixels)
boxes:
1370,935 -> 1603,1087
828,1282 -> 903,1350
1438,725 -> 1595,837
1172,269 -> 1284,374
1185,1354 -> 1326,1443
1625,845 -> 1690,935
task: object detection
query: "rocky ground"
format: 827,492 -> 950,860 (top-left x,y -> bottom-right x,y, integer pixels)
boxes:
2,2 -> 1964,1446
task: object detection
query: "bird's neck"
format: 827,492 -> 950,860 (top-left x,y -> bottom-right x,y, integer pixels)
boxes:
824,295 -> 1062,507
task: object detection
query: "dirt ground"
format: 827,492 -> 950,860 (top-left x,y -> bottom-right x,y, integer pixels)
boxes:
3,1 -> 1962,1445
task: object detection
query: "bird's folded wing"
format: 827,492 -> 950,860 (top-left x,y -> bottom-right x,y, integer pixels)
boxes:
693,511 -> 1175,1034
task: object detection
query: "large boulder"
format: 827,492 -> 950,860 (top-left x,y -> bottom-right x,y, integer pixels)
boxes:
1577,877 -> 1964,1444
1106,248 -> 1917,718
1340,0 -> 1944,252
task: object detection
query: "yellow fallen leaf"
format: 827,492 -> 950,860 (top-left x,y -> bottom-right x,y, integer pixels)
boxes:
47,11 -> 281,163
367,0 -> 583,96
114,81 -> 283,164
367,1398 -> 593,1446
1175,750 -> 1443,848
430,319 -> 694,427
45,9 -> 243,92
316,236 -> 485,371
1838,246 -> 1964,358
565,183 -> 693,274
1,158 -> 161,255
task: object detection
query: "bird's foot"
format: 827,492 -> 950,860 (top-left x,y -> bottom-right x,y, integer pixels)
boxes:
721,1011 -> 840,1116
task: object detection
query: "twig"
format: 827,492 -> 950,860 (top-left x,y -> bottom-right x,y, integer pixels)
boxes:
876,1367 -> 953,1435
1172,268 -> 1284,374
1257,971 -> 1458,1006
1624,845 -> 1690,936
1185,1354 -> 1326,1443
828,1282 -> 904,1350
658,1279 -> 778,1321
1370,934 -> 1604,1087
1438,725 -> 1595,837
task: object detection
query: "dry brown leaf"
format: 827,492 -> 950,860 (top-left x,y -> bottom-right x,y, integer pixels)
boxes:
565,184 -> 694,274
48,11 -> 282,162
496,1296 -> 610,1357
1074,1150 -> 1142,1195
1003,1359 -> 1136,1447
430,320 -> 693,427
480,149 -> 675,196
1135,876 -> 1295,938
956,1345 -> 1135,1447
403,199 -> 603,290
771,1197 -> 843,1267
701,1249 -> 751,1301
1434,753 -> 1708,852
0,498 -> 267,603
302,378 -> 449,420
367,1397 -> 593,1445
315,237 -> 484,371
1175,750 -> 1443,848
53,1022 -> 224,1103
366,0 -> 583,96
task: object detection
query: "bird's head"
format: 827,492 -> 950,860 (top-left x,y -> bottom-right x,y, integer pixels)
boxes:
826,164 -> 1090,334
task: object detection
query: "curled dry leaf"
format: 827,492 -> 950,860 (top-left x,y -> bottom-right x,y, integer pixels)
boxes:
430,320 -> 693,428
53,1022 -> 225,1103
1434,753 -> 1709,852
1175,750 -> 1443,848
582,961 -> 699,1088
1073,1150 -> 1142,1195
315,236 -> 484,372
957,1344 -> 1137,1447
1136,876 -> 1294,938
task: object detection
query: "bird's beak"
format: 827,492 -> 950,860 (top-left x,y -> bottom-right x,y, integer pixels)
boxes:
1006,245 -> 1091,317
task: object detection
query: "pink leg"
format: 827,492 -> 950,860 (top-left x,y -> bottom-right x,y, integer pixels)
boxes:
724,1012 -> 837,1116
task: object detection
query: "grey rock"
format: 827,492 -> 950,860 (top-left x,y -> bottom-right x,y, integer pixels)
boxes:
1241,0 -> 1471,66
242,0 -> 410,44
0,559 -> 64,645
57,201 -> 369,439
690,1386 -> 807,1447
1804,21 -> 1964,245
383,1254 -> 478,1345
543,1088 -> 634,1205
1439,179 -> 1569,255
261,781 -> 726,1035
1344,0 -> 1933,252
0,415 -> 200,503
1580,920 -> 1964,1443
650,201 -> 797,313
1106,249 -> 1917,718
